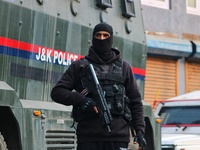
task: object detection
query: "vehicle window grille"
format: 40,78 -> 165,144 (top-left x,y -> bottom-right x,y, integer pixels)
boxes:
96,0 -> 112,9
46,130 -> 76,150
121,0 -> 136,18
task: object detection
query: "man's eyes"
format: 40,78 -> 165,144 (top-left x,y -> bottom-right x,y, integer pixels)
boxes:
95,33 -> 110,37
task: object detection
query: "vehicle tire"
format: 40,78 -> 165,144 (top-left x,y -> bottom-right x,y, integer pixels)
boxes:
0,132 -> 8,150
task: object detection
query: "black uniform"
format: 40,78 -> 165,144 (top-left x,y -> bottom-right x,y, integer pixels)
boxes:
51,23 -> 145,150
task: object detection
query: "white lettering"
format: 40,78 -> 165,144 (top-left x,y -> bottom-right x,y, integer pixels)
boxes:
53,51 -> 58,63
46,49 -> 52,63
36,47 -> 41,60
58,52 -> 63,65
35,47 -> 79,66
40,48 -> 46,61
73,55 -> 78,61
63,53 -> 67,65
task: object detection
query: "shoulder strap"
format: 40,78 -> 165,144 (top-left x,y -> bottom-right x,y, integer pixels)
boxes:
114,58 -> 123,68
79,58 -> 89,68
99,59 -> 125,84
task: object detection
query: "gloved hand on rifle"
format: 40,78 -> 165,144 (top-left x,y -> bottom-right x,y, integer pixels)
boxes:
80,97 -> 96,112
134,130 -> 147,150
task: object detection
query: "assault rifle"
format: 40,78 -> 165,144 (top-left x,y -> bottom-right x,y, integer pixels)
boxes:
81,64 -> 113,132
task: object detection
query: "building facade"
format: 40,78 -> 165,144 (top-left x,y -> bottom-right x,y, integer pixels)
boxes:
141,0 -> 200,106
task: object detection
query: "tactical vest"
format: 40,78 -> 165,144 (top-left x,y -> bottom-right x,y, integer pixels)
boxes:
79,58 -> 132,121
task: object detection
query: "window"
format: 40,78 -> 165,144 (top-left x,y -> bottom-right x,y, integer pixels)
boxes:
188,0 -> 196,7
121,0 -> 136,18
159,106 -> 200,125
96,0 -> 112,9
141,0 -> 170,9
186,0 -> 200,16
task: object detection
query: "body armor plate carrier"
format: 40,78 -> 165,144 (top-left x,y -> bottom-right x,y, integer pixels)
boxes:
74,58 -> 132,122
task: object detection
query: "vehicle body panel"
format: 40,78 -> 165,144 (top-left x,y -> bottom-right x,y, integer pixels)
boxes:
0,0 -> 160,149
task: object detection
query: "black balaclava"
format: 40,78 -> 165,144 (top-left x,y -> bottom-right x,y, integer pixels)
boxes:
92,23 -> 113,60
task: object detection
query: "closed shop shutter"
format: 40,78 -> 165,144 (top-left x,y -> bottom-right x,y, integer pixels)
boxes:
186,61 -> 200,92
144,57 -> 177,107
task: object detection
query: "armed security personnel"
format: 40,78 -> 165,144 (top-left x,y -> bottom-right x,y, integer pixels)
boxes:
51,23 -> 146,150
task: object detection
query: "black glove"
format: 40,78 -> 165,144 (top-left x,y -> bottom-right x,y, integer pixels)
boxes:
80,97 -> 96,112
134,130 -> 147,149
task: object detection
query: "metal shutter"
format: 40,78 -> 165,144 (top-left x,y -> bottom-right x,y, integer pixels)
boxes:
186,61 -> 200,92
144,57 -> 177,106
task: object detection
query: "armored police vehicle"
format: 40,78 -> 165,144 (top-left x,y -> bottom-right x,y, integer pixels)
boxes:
0,0 -> 161,149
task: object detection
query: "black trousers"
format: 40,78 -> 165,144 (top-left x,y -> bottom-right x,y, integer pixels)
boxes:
77,141 -> 128,150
